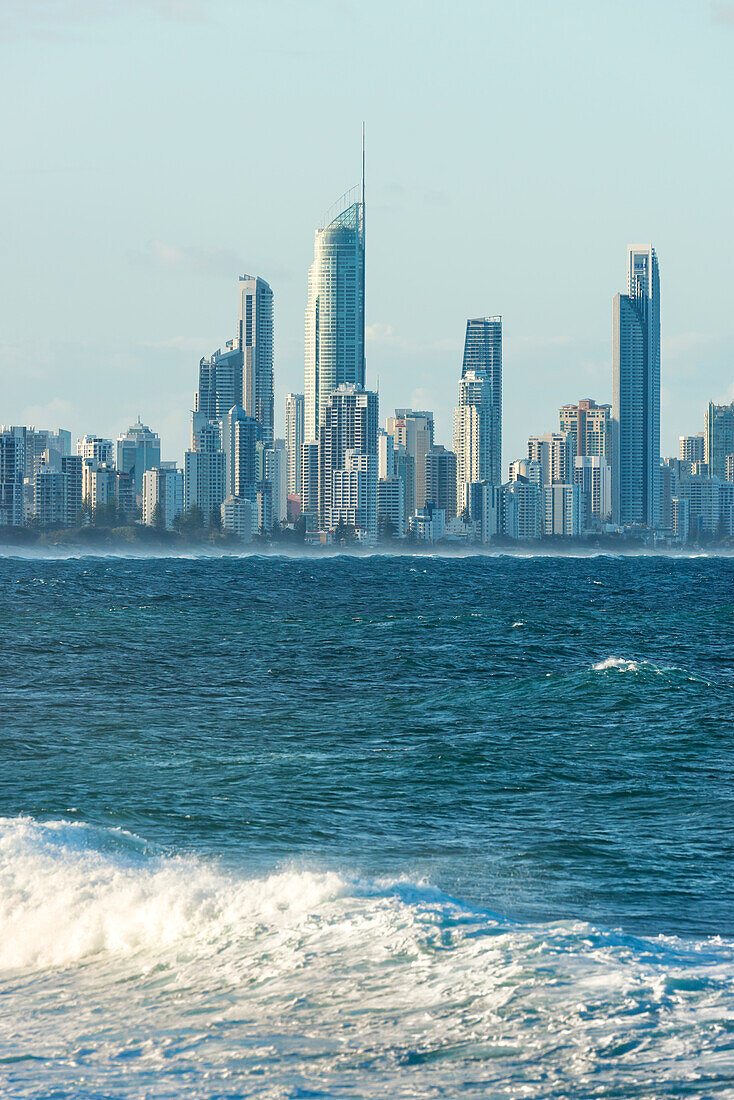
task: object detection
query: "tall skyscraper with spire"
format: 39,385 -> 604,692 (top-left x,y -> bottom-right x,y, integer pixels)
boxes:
461,318 -> 502,485
304,139 -> 366,443
612,245 -> 661,527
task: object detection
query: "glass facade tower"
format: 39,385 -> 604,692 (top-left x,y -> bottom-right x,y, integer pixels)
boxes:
238,275 -> 274,444
461,318 -> 502,484
304,187 -> 366,443
612,245 -> 660,527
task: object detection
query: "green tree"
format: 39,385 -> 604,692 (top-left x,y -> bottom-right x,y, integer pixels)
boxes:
293,514 -> 307,542
333,520 -> 356,545
151,502 -> 165,529
174,505 -> 205,534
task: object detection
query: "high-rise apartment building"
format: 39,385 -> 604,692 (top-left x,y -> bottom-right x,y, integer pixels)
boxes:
33,466 -> 67,528
377,430 -> 395,480
285,393 -> 304,496
196,340 -> 243,422
318,384 -> 377,531
464,481 -> 502,543
77,435 -> 114,467
377,476 -> 405,538
300,441 -> 320,525
508,458 -> 543,487
527,432 -> 573,486
116,419 -> 161,498
196,275 -> 274,443
264,439 -> 288,525
679,433 -> 705,466
386,410 -> 434,510
0,426 -> 26,527
454,369 -> 497,515
574,456 -> 612,522
705,401 -> 734,481
221,406 -> 262,500
82,463 -> 122,512
425,446 -> 457,520
62,454 -> 83,524
304,183 -> 365,442
142,464 -> 183,529
559,399 -> 612,461
612,245 -> 661,527
462,318 -> 502,484
331,450 -> 378,543
184,418 -> 226,524
238,275 -> 274,443
544,484 -> 585,537
503,480 -> 542,540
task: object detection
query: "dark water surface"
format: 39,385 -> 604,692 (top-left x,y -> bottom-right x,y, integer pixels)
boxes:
1,553 -> 733,1098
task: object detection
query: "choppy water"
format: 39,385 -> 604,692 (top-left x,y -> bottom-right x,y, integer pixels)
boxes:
1,552 -> 733,1098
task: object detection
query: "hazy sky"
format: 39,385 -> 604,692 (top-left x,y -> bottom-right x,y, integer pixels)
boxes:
1,0 -> 733,467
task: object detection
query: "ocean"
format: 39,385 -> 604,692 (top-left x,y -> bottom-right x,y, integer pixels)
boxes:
1,551 -> 733,1098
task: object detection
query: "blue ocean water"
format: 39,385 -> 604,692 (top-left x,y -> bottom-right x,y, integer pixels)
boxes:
1,551 -> 733,1098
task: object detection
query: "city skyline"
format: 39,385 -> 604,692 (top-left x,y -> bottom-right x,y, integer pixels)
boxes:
3,221 -> 734,546
2,1 -> 733,466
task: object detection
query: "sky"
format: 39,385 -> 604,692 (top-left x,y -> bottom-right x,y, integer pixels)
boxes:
1,0 -> 733,468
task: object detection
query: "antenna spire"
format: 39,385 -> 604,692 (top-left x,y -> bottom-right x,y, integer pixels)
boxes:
361,121 -> 365,207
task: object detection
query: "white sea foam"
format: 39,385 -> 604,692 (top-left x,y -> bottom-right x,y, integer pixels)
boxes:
592,656 -> 642,671
1,816 -> 733,1098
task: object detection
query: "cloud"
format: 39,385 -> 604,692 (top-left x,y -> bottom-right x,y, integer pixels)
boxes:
712,2 -> 734,26
662,331 -> 718,361
21,397 -> 76,430
366,322 -> 460,357
139,239 -> 241,278
131,241 -> 294,284
366,322 -> 395,343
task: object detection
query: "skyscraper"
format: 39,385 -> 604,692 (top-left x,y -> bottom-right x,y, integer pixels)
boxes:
0,426 -> 26,526
679,434 -> 705,466
318,384 -> 377,531
221,406 -> 262,499
196,276 -> 274,444
304,175 -> 365,443
285,393 -> 305,496
454,369 -> 497,513
612,245 -> 661,527
116,419 -> 161,499
704,401 -> 734,481
574,456 -> 612,522
559,399 -> 612,461
238,275 -> 274,443
77,435 -> 114,467
527,432 -> 574,486
425,446 -> 458,520
386,410 -> 434,511
184,419 -> 226,524
196,340 -> 243,422
142,464 -> 184,529
462,318 -> 502,484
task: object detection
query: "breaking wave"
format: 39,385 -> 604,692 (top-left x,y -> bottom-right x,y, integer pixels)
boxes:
1,817 -> 734,1097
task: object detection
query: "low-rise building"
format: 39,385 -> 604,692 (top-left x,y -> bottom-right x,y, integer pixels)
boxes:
410,503 -> 445,542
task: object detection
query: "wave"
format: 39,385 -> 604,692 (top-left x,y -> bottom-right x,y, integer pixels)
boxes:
2,817 -> 734,1096
590,657 -> 713,688
593,655 -> 644,671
